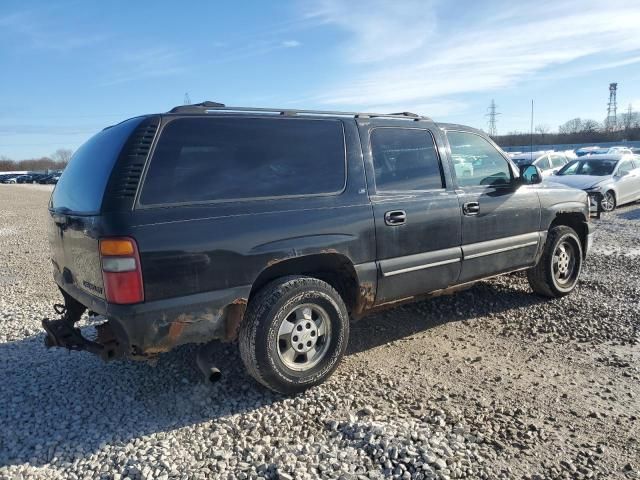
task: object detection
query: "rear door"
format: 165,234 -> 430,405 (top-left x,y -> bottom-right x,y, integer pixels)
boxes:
614,158 -> 640,204
443,129 -> 542,283
358,120 -> 462,303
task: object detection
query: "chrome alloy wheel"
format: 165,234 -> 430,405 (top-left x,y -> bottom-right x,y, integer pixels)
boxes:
552,240 -> 577,286
277,304 -> 331,371
601,191 -> 615,211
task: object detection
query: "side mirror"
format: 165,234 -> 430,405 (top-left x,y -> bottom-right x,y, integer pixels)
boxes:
518,164 -> 543,185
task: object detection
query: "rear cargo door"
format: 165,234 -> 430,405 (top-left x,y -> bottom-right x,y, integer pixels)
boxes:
48,116 -> 147,299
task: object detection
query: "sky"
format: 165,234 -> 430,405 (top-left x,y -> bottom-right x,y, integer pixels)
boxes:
1,0 -> 640,159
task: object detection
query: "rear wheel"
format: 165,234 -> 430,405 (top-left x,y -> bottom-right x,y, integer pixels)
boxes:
527,226 -> 583,298
601,190 -> 616,212
239,276 -> 349,394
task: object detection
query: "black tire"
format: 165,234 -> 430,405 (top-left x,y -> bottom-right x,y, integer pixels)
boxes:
527,225 -> 583,298
239,276 -> 349,394
601,190 -> 616,212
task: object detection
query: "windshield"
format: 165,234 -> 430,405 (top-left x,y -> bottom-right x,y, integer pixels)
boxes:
557,159 -> 617,176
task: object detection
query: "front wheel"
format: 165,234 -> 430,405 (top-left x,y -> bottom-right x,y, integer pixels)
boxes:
239,276 -> 349,394
527,226 -> 583,298
601,190 -> 616,212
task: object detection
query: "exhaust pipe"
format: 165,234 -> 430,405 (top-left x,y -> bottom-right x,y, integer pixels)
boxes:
208,367 -> 222,383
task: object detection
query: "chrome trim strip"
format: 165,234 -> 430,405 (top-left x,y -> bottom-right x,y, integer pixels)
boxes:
383,257 -> 461,277
464,240 -> 539,260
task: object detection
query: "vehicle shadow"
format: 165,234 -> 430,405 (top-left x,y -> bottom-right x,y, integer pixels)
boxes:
0,275 -> 545,469
347,275 -> 546,355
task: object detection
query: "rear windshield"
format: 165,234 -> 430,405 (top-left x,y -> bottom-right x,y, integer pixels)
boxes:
51,117 -> 143,214
139,117 -> 346,205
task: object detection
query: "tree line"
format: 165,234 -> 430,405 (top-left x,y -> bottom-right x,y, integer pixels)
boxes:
0,148 -> 73,172
494,113 -> 640,147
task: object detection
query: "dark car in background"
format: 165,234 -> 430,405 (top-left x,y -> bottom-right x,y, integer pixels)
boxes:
43,102 -> 593,393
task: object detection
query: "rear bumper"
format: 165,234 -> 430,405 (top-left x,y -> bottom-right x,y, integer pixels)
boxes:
51,270 -> 250,359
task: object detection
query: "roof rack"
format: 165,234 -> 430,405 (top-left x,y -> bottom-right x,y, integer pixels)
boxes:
167,101 -> 431,121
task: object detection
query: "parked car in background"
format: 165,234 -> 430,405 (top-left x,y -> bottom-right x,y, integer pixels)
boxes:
546,154 -> 640,211
575,146 -> 605,157
605,146 -> 633,155
16,175 -> 34,184
510,151 -> 569,177
45,175 -> 60,185
3,176 -> 18,184
42,102 -> 593,393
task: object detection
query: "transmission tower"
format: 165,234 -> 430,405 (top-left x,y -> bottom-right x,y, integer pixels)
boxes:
606,83 -> 617,130
183,92 -> 192,105
486,99 -> 500,136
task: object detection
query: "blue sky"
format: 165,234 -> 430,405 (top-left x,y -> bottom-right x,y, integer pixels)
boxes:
1,0 -> 640,159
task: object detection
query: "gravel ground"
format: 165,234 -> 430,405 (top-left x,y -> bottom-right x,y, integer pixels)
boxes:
0,184 -> 638,480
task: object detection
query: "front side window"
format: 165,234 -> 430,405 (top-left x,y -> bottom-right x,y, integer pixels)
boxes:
370,128 -> 444,191
446,131 -> 512,187
140,117 -> 346,205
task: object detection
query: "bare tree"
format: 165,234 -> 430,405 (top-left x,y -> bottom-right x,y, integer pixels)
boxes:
558,118 -> 583,134
581,119 -> 601,133
534,124 -> 551,135
0,156 -> 15,172
51,148 -> 73,166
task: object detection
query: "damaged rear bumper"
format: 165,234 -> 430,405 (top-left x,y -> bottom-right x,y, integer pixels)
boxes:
45,272 -> 250,360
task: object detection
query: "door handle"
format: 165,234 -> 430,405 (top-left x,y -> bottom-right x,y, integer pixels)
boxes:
384,210 -> 406,226
463,202 -> 480,216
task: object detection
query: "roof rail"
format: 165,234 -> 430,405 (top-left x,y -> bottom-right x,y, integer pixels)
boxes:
166,101 -> 432,121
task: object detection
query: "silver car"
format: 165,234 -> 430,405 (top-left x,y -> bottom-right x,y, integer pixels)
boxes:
547,154 -> 640,211
511,151 -> 570,177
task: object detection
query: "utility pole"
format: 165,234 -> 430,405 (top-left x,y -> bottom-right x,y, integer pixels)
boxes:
530,100 -> 534,155
486,99 -> 500,137
625,103 -> 633,130
606,83 -> 617,130
184,92 -> 192,105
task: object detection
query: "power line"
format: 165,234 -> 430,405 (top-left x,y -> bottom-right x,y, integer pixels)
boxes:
184,92 -> 192,105
485,99 -> 500,136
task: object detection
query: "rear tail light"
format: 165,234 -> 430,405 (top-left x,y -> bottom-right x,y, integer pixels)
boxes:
99,237 -> 144,304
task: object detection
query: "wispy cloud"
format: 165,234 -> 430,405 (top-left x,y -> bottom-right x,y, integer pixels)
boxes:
0,8 -> 107,52
304,0 -> 437,63
303,0 -> 640,114
281,40 -> 301,48
99,47 -> 187,86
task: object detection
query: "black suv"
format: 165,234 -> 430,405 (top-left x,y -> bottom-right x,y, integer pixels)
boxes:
44,102 -> 593,393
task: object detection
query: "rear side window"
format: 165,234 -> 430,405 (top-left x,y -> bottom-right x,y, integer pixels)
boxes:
139,117 -> 345,205
536,156 -> 551,170
550,154 -> 566,168
370,128 -> 444,191
51,117 -> 144,214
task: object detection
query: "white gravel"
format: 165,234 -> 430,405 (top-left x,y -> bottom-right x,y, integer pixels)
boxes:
0,184 -> 638,480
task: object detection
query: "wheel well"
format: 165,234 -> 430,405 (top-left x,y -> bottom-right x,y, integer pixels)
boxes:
550,213 -> 588,256
249,254 -> 359,312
